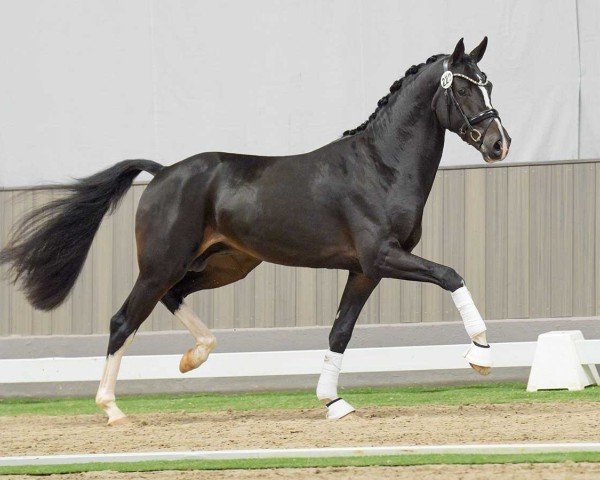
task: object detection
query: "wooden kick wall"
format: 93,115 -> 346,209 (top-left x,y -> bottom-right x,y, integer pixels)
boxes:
1,160 -> 598,336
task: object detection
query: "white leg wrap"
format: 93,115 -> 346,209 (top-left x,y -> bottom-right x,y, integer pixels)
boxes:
317,350 -> 354,420
452,286 -> 492,369
451,286 -> 486,338
316,350 -> 355,419
316,350 -> 343,402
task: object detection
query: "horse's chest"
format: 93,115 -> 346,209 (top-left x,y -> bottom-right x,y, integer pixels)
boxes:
384,200 -> 424,240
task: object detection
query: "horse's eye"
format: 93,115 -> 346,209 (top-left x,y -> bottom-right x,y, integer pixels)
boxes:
458,88 -> 467,96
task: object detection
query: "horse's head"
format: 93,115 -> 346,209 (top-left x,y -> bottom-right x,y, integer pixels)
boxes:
432,38 -> 511,163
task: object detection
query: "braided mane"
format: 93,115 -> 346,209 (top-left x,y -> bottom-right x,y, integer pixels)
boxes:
342,54 -> 444,137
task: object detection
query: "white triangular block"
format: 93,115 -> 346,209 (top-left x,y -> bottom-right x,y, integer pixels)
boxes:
527,331 -> 599,392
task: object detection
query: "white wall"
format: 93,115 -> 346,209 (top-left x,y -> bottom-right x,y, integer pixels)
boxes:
0,0 -> 597,187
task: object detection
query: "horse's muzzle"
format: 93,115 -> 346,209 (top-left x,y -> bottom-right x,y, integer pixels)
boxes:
481,120 -> 511,163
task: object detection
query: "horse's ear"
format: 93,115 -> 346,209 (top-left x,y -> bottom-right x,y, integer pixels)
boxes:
469,36 -> 488,63
449,38 -> 465,65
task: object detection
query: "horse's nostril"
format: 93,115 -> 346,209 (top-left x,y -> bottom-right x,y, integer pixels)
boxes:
493,139 -> 502,154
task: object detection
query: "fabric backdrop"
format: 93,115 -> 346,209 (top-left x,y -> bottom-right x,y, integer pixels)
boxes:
0,0 -> 597,187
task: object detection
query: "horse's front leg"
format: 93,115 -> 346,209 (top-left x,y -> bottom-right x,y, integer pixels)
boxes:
362,241 -> 491,374
317,272 -> 379,419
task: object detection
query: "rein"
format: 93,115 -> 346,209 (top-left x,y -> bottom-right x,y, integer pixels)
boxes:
441,58 -> 499,145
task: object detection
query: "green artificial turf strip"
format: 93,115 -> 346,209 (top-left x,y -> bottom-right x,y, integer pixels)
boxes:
1,451 -> 600,475
0,382 -> 598,417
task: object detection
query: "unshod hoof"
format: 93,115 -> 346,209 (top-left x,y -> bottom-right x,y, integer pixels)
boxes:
107,415 -> 130,427
179,339 -> 215,373
470,363 -> 491,375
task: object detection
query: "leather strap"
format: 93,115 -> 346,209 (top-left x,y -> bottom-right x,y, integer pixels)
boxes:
442,57 -> 499,146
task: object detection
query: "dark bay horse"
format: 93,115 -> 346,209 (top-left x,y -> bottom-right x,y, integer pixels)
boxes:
1,38 -> 510,423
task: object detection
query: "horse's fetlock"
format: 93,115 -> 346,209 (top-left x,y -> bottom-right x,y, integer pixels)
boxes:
199,335 -> 217,350
441,267 -> 463,292
95,391 -> 115,409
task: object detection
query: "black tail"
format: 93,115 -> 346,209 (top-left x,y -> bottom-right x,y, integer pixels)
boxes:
0,159 -> 163,311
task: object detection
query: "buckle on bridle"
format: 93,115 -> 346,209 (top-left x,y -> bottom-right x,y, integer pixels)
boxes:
469,129 -> 482,143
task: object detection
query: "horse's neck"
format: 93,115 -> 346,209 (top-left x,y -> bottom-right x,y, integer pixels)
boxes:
367,70 -> 445,200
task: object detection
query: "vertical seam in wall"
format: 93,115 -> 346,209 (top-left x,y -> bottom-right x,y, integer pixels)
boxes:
527,167 -> 532,319
357,0 -> 367,115
576,0 -> 582,159
570,165 -> 574,315
149,0 -> 160,158
503,169 -> 508,319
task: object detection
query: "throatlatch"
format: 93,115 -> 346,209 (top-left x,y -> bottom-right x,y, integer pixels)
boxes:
316,350 -> 355,420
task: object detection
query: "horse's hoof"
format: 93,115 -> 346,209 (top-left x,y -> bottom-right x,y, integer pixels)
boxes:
179,349 -> 197,373
464,343 -> 492,373
107,415 -> 130,427
470,363 -> 491,375
326,398 -> 355,420
179,339 -> 216,373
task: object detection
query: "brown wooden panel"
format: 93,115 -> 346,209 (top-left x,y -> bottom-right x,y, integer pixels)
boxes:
464,169 -> 486,317
506,167 -> 530,318
442,170 -> 464,321
550,164 -> 573,317
254,263 -> 275,328
234,272 -> 256,328
595,164 -> 600,315
379,277 -> 401,325
295,267 -> 316,327
421,175 -> 444,322
572,164 -> 595,316
190,288 -> 214,329
2,160 -> 600,335
274,265 -> 296,327
213,283 -> 235,329
485,168 -> 509,319
529,166 -> 552,317
0,191 -> 13,336
315,268 -> 338,326
10,191 -> 34,335
361,273 -> 380,325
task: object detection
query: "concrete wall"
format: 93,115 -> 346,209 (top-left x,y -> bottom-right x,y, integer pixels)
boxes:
0,0 -> 599,188
2,159 -> 600,336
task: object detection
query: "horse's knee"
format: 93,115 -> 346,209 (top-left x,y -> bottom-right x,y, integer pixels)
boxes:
439,267 -> 463,292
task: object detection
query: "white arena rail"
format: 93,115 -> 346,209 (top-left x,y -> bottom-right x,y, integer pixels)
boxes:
0,331 -> 598,391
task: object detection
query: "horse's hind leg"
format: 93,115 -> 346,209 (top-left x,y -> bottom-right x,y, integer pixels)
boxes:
162,249 -> 261,373
96,260 -> 190,425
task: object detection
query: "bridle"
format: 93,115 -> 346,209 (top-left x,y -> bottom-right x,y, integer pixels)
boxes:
441,57 -> 500,145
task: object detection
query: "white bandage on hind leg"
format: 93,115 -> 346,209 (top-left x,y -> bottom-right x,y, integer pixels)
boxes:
316,350 -> 343,403
451,286 -> 486,338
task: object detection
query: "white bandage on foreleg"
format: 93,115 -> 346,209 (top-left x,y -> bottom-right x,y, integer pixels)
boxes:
451,286 -> 486,338
316,350 -> 343,402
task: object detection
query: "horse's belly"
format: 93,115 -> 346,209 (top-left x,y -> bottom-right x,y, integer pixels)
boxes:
215,210 -> 358,269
